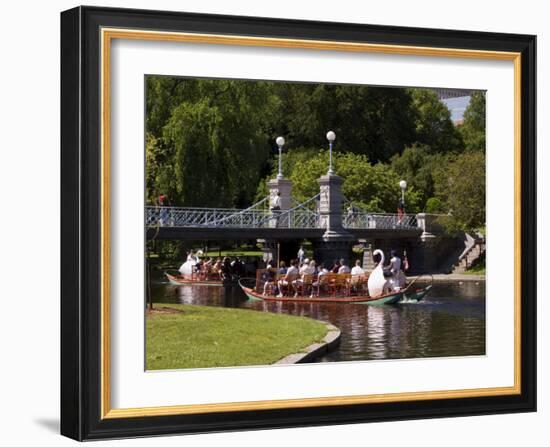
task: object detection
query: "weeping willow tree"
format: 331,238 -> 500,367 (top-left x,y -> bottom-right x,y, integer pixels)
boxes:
145,77 -> 278,208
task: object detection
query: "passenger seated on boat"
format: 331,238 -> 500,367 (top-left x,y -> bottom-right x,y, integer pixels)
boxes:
201,257 -> 212,278
351,259 -> 364,277
212,257 -> 223,277
231,257 -> 245,278
278,261 -> 287,275
294,273 -> 314,296
262,261 -> 278,296
277,259 -> 300,297
220,257 -> 231,281
325,273 -> 351,296
330,259 -> 341,273
310,263 -> 329,297
338,258 -> 351,274
349,260 -> 367,293
194,259 -> 205,279
293,260 -> 316,296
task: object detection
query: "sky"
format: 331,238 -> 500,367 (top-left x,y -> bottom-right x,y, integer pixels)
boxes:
441,96 -> 471,122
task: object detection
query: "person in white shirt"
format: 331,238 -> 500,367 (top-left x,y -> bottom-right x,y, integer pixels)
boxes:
293,260 -> 316,296
389,250 -> 402,275
351,259 -> 365,276
297,245 -> 305,264
386,249 -> 405,289
277,259 -> 300,297
338,258 -> 351,274
311,262 -> 329,297
270,190 -> 282,227
350,259 -> 365,290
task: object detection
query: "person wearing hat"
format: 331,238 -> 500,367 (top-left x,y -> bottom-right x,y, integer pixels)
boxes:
299,258 -> 311,274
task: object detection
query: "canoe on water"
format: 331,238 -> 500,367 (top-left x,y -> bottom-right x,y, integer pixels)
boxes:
165,272 -> 226,287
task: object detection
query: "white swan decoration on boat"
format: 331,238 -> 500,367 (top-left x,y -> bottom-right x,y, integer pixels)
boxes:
367,249 -> 390,298
178,253 -> 198,277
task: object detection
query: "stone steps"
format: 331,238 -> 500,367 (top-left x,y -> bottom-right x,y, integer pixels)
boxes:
452,238 -> 485,273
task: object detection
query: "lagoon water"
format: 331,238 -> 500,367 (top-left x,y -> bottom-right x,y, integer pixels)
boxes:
151,277 -> 485,362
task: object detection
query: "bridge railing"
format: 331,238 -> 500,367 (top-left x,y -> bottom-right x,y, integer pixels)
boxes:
145,206 -> 320,229
147,207 -> 418,230
343,212 -> 418,230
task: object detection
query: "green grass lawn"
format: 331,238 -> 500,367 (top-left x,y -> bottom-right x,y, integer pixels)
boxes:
464,258 -> 486,275
146,304 -> 328,370
464,265 -> 486,275
215,249 -> 263,257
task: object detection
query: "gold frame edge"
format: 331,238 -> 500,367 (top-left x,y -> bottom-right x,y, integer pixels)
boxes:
100,27 -> 523,419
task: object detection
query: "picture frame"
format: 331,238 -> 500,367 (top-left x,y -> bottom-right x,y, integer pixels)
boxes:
60,5 -> 536,441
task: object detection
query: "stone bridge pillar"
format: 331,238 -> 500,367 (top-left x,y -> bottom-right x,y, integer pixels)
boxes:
409,213 -> 461,274
313,173 -> 355,265
267,177 -> 292,228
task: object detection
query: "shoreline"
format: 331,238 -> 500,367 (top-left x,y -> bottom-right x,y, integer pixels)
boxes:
409,273 -> 485,283
275,322 -> 341,365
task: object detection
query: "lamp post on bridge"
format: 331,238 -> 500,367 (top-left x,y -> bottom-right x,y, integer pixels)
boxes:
314,130 -> 354,265
276,136 -> 285,179
326,130 -> 336,175
398,180 -> 407,225
399,180 -> 407,208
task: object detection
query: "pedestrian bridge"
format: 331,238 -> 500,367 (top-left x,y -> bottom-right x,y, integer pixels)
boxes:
145,196 -> 422,241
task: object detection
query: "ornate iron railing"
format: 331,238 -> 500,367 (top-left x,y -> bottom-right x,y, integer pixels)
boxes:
145,206 -> 320,229
343,212 -> 418,229
146,190 -> 418,231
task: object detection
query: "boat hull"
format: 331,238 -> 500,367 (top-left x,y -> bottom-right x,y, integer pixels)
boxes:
403,284 -> 432,302
240,285 -> 406,305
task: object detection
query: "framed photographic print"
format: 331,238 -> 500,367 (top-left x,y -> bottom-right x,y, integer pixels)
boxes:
60,6 -> 536,441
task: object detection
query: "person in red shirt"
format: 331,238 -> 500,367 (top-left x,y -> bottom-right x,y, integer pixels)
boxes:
158,194 -> 168,225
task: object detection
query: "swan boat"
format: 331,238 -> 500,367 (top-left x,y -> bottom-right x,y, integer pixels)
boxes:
238,250 -> 433,305
165,272 -> 226,287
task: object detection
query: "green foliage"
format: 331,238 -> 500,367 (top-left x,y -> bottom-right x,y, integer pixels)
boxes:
459,91 -> 486,152
410,89 -> 463,153
287,151 -> 422,213
390,143 -> 448,207
145,77 -> 485,216
425,197 -> 445,213
146,77 -> 275,207
268,84 -> 418,162
254,147 -> 318,202
433,151 -> 486,231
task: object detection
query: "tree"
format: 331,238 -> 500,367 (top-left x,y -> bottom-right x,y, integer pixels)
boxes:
146,78 -> 276,207
145,77 -> 479,214
433,151 -> 486,231
270,84 -> 418,163
286,151 -> 422,213
410,89 -> 464,153
390,143 -> 448,208
459,91 -> 486,152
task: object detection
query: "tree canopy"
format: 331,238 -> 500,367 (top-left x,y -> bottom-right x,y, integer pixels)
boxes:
459,91 -> 486,152
145,76 -> 486,229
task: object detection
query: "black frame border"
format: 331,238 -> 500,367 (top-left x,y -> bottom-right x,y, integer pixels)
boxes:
61,6 -> 536,441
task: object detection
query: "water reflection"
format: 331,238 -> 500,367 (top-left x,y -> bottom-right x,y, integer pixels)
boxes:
151,277 -> 486,362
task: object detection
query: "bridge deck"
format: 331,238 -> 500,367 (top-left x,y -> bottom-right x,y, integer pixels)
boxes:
148,226 -> 421,241
146,206 -> 421,240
